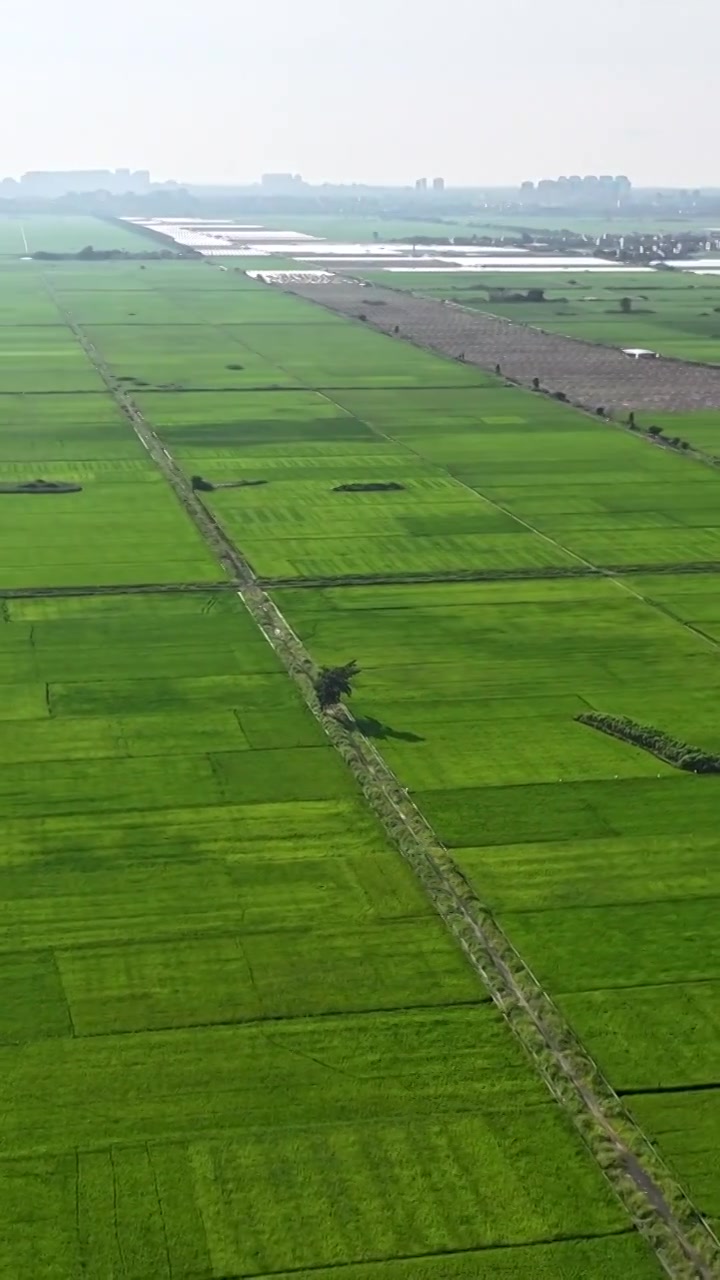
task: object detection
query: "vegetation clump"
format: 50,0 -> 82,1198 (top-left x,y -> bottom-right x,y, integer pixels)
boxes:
0,478 -> 82,494
577,711 -> 720,773
32,245 -> 194,261
191,475 -> 268,491
315,660 -> 361,710
333,482 -> 405,492
488,287 -> 546,303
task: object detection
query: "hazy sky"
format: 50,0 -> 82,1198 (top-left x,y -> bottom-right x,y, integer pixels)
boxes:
2,0 -> 716,187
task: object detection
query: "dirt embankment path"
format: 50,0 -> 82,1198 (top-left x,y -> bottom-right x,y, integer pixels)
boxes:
282,279 -> 720,416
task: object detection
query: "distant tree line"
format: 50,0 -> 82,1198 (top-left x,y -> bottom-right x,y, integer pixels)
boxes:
32,245 -> 195,262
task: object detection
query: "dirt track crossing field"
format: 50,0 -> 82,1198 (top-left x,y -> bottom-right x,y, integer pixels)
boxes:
283,280 -> 720,415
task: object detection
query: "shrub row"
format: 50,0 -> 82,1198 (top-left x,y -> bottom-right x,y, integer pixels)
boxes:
333,481 -> 405,492
577,711 -> 720,773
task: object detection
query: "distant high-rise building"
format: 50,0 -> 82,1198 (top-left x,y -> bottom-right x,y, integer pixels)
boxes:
523,174 -> 633,207
415,177 -> 428,191
432,177 -> 445,192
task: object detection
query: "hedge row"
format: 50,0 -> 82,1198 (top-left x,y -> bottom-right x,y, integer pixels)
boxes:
577,712 -> 720,773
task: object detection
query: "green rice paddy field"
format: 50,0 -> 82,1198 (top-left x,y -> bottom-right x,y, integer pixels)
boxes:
0,232 -> 716,1276
0,214 -> 158,255
364,267 -> 720,364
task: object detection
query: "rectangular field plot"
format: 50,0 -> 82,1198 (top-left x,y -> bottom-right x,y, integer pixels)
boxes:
86,322 -> 301,389
631,1091 -> 720,1220
0,383 -> 218,586
13,214 -> 159,254
135,388 -> 585,578
0,391 -> 134,459
241,530 -> 573,579
218,321 -> 494,388
0,462 -> 218,587
556,981 -> 720,1091
54,283 -> 329,326
1,214 -> 153,256
0,587 -> 636,1276
0,1020 -> 631,1273
330,386 -> 720,570
135,387 -> 369,442
0,325 -> 104,391
0,272 -> 63,323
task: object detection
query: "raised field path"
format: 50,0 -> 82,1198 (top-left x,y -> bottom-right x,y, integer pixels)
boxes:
4,560 -> 720,601
282,278 -> 720,415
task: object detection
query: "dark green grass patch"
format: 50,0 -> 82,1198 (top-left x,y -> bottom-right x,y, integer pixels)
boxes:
0,951 -> 72,1044
415,776 -> 720,847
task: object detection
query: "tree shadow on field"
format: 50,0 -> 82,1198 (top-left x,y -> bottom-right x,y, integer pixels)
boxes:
354,715 -> 424,743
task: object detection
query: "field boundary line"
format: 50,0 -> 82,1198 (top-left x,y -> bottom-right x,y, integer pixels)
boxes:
0,582 -> 237,599
231,1226 -> 639,1278
259,561 -> 720,588
45,278 -> 720,1280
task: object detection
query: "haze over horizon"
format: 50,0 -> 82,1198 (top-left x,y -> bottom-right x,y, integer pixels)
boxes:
3,0 -> 716,189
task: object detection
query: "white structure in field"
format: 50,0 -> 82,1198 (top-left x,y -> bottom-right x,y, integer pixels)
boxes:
121,218 -> 660,275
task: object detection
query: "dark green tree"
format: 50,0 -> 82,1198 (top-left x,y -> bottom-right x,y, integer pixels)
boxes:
315,660 -> 361,710
620,296 -> 633,313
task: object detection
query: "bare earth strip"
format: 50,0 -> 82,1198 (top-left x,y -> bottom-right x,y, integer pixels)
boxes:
281,280 -> 720,415
44,275 -> 720,1280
